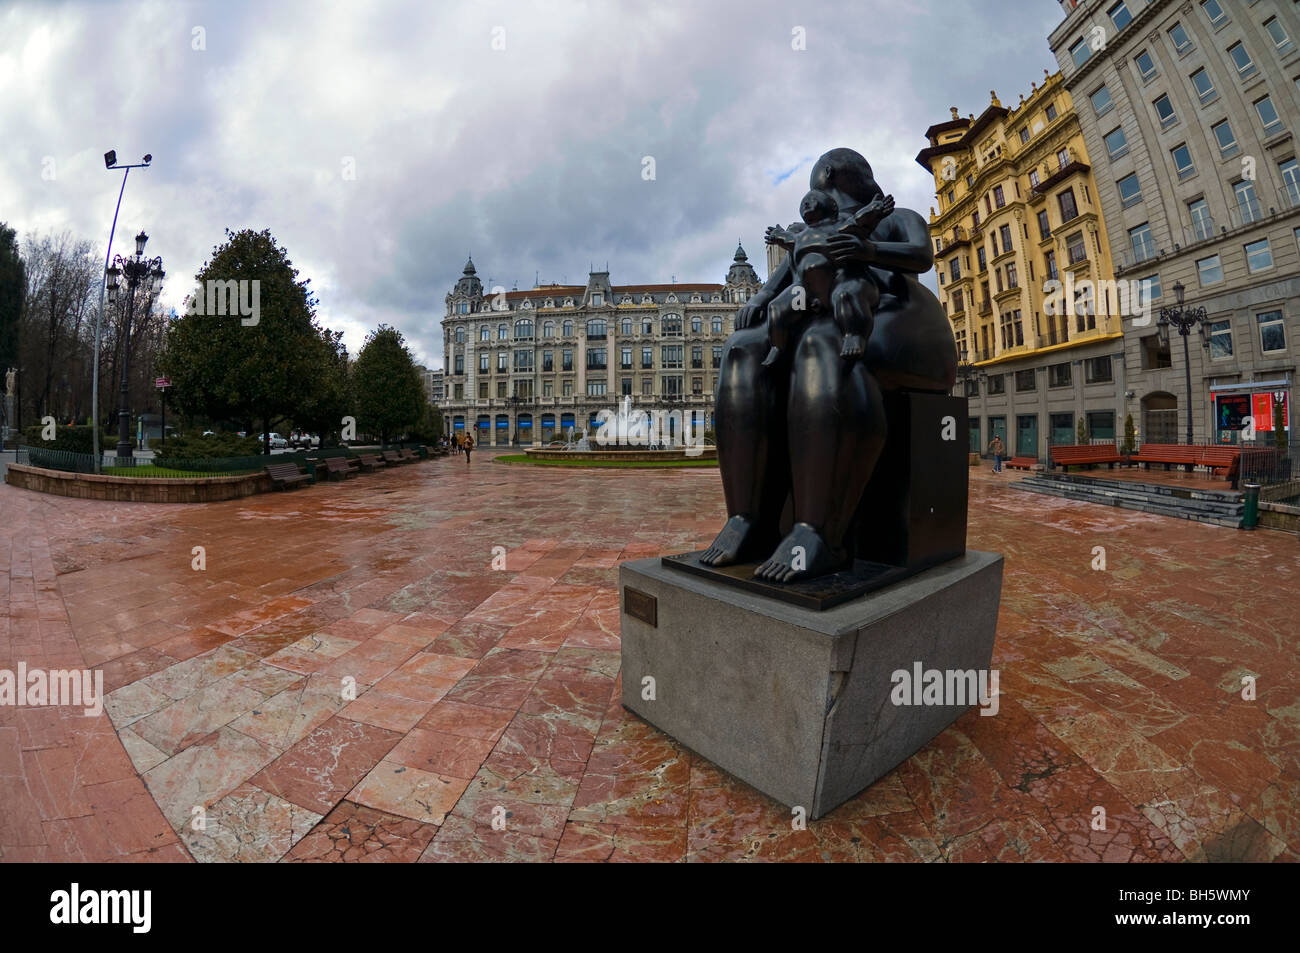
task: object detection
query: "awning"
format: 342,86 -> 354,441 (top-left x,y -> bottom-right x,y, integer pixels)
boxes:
518,417 -> 532,428
541,414 -> 555,426
1210,378 -> 1291,394
453,419 -> 465,429
561,413 -> 574,427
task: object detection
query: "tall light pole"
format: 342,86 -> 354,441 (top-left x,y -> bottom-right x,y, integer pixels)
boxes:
1157,280 -> 1209,446
105,231 -> 164,458
92,151 -> 152,471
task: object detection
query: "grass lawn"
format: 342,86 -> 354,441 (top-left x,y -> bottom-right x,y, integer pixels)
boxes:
494,454 -> 717,469
100,465 -> 262,478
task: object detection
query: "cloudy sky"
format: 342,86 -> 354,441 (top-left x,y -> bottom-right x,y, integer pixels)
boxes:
1,0 -> 1063,369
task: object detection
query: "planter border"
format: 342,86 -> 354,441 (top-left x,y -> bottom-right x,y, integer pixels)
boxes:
4,463 -> 270,503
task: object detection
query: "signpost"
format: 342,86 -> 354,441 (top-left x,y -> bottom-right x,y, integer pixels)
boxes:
156,377 -> 170,450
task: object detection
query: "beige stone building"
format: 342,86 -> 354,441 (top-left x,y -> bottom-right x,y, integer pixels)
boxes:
1049,0 -> 1299,446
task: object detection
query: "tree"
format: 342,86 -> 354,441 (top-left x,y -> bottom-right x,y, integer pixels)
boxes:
296,326 -> 351,446
1122,413 -> 1136,456
352,324 -> 424,446
1076,416 -> 1089,445
1275,395 -> 1289,462
160,229 -> 325,454
19,231 -> 99,424
0,223 -> 23,431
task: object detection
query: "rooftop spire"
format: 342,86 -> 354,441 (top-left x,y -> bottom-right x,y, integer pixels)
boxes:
734,242 -> 748,261
463,255 -> 476,275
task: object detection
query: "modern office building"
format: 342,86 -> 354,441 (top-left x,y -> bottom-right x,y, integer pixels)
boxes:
439,248 -> 763,445
1049,0 -> 1298,445
918,72 -> 1127,458
417,366 -> 444,405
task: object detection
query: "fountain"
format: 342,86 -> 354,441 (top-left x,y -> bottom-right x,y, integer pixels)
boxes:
522,396 -> 716,464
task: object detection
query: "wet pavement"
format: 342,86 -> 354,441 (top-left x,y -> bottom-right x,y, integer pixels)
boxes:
1,452 -> 1296,862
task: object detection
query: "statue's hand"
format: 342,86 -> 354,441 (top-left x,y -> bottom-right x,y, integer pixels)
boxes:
826,233 -> 875,265
735,296 -> 768,330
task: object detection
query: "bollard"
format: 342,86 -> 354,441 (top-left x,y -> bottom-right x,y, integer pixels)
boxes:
1240,482 -> 1261,530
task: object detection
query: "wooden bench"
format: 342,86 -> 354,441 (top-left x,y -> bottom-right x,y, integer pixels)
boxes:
1132,443 -> 1200,470
356,453 -> 386,472
1006,456 -> 1037,470
315,456 -> 358,480
398,448 -> 419,462
1049,444 -> 1123,471
382,450 -> 407,465
1197,447 -> 1241,487
265,462 -> 311,490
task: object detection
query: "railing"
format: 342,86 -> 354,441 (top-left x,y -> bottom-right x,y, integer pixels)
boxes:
1239,447 -> 1292,487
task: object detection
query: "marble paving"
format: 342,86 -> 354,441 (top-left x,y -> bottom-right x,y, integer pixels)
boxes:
0,451 -> 1296,862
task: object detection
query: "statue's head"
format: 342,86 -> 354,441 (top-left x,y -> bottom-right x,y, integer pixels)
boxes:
798,189 -> 838,226
810,148 -> 882,206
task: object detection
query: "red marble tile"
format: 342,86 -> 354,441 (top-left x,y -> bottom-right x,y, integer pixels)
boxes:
250,717 -> 403,814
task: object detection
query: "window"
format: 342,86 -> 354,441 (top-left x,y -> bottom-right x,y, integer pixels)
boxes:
621,317 -> 632,335
641,378 -> 652,396
542,321 -> 554,338
1265,17 -> 1294,55
1171,144 -> 1195,180
951,289 -> 965,313
994,185 -> 1006,208
1085,356 -> 1113,383
1130,223 -> 1156,262
498,324 -> 507,340
587,380 -> 607,397
1255,96 -> 1282,135
978,246 -> 987,271
1282,158 -> 1300,207
1168,22 -> 1192,54
1234,179 -> 1261,224
586,318 -> 606,337
987,374 -> 1005,395
1006,263 -> 1019,289
1190,67 -> 1217,105
1020,128 -> 1030,144
712,346 -> 722,368
1059,188 -> 1079,223
477,381 -> 488,398
591,292 -> 603,307
621,377 -> 632,396
562,349 -> 574,371
1245,238 -> 1273,273
1139,274 -> 1162,306
1108,1 -> 1132,31
479,325 -> 490,342
661,375 -> 683,396
692,378 -> 704,396
691,345 -> 703,368
661,345 -> 683,367
1134,50 -> 1157,81
1189,198 -> 1213,241
1213,119 -> 1238,158
1197,254 -> 1224,285
455,326 -> 465,344
711,315 -> 723,333
1228,42 -> 1256,79
514,349 -> 534,370
641,346 -> 653,368
1037,210 -> 1051,241
1118,173 -> 1143,208
514,318 -> 533,339
1057,148 -> 1071,168
542,350 -> 553,371
947,189 -> 955,204
998,224 -> 1012,252
479,353 -> 489,372
620,347 -> 632,369
586,347 -> 606,370
562,320 -> 573,336
1048,363 -> 1071,387
1066,231 -> 1087,265
950,258 -> 962,281
691,316 -> 702,333
1015,369 -> 1036,392
562,380 -> 573,397
643,317 -> 654,334
1258,311 -> 1286,352
1029,169 -> 1040,188
1045,103 -> 1058,122
663,314 -> 682,335
1070,38 -> 1093,69
496,380 -> 506,398
1201,0 -> 1225,28
1090,85 -> 1114,116
1087,411 -> 1116,441
1104,126 -> 1129,159
1208,319 -> 1233,359
497,352 -> 508,372
454,354 -> 464,374
1045,250 -> 1058,281
1154,94 -> 1177,128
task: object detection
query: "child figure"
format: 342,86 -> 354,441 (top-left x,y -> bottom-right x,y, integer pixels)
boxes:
762,189 -> 895,366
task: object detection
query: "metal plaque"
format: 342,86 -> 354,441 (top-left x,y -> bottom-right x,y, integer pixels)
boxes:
623,587 -> 657,627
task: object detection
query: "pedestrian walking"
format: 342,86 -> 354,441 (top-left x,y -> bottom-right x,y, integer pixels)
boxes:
464,433 -> 473,463
988,435 -> 1005,473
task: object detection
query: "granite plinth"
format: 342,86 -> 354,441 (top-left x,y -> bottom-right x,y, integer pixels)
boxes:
620,550 -> 1003,819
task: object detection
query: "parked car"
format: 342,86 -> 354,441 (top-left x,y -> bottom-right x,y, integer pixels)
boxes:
289,431 -> 319,449
261,432 -> 288,449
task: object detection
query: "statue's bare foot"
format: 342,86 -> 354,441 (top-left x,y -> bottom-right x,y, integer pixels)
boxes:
753,522 -> 845,582
700,514 -> 757,566
839,333 -> 864,360
760,345 -> 782,367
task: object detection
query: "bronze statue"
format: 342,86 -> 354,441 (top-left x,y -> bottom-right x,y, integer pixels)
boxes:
699,148 -> 958,584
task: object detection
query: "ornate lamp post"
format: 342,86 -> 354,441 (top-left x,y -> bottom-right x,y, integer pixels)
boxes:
105,230 -> 164,458
1157,280 -> 1208,446
506,392 -> 525,445
955,344 -> 987,392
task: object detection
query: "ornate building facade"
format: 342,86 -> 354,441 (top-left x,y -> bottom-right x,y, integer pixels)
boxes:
918,72 -> 1125,458
1050,0 -> 1299,446
439,247 -> 763,445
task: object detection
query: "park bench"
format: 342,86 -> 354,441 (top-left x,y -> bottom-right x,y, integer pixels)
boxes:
1198,447 -> 1241,487
1006,456 -> 1037,470
1049,444 -> 1123,472
398,448 -> 419,462
265,462 -> 311,490
382,450 -> 407,465
1132,443 -> 1200,471
315,456 -> 359,480
356,453 -> 386,472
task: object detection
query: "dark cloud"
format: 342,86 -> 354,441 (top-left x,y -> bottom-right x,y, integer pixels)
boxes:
1,0 -> 1062,367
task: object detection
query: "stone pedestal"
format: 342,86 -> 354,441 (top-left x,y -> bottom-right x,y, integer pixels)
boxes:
619,550 -> 1003,819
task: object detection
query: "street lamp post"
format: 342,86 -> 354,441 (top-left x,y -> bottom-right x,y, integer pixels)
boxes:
506,393 -> 525,445
105,230 -> 164,458
1157,280 -> 1208,447
92,151 -> 152,472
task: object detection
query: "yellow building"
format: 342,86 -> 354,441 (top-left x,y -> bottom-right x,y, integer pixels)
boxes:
915,70 -> 1131,458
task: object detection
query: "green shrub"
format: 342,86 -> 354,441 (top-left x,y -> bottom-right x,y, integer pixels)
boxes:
148,433 -> 261,459
1122,414 -> 1136,455
21,424 -> 112,454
